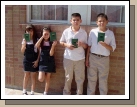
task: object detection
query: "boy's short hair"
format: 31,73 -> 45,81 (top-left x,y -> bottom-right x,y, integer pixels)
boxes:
71,13 -> 81,19
97,13 -> 108,21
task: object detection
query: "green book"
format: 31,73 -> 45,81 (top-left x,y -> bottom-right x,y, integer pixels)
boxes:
71,39 -> 78,48
24,33 -> 30,42
50,32 -> 56,42
97,32 -> 105,43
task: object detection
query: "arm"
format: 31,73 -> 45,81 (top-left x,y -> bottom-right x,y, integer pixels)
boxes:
99,41 -> 113,51
32,46 -> 40,68
86,31 -> 92,67
60,30 -> 74,50
35,35 -> 44,48
99,32 -> 116,51
60,42 -> 67,47
60,42 -> 74,50
78,41 -> 88,49
50,41 -> 57,56
85,46 -> 91,67
78,32 -> 88,49
36,46 -> 40,61
21,39 -> 26,53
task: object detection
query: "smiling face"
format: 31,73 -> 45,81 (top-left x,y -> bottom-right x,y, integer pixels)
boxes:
96,17 -> 108,30
42,30 -> 50,41
70,16 -> 82,27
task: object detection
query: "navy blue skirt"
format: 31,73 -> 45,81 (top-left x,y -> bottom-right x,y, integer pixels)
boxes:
39,46 -> 56,73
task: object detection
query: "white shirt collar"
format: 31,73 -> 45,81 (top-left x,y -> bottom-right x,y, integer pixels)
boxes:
68,26 -> 83,32
97,27 -> 109,32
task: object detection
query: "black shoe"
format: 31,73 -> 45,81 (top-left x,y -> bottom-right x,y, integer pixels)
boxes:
23,92 -> 28,95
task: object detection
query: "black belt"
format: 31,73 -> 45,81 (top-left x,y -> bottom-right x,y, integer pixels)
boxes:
91,53 -> 106,57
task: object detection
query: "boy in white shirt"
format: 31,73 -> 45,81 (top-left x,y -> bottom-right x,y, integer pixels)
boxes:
86,13 -> 116,95
60,13 -> 88,95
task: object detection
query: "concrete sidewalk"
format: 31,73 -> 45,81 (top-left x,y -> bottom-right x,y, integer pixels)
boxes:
5,88 -> 43,95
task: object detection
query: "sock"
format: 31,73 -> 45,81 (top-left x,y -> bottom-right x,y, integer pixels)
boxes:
31,91 -> 34,94
44,91 -> 47,95
23,89 -> 26,93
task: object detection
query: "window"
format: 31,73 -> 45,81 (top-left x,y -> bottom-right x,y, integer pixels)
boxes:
28,5 -> 68,23
27,5 -> 125,26
91,5 -> 125,26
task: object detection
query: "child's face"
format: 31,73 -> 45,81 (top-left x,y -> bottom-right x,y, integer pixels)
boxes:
70,17 -> 82,27
96,17 -> 108,29
43,30 -> 50,41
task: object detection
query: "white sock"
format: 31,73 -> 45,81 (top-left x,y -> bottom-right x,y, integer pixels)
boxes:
23,89 -> 26,93
31,91 -> 34,94
44,91 -> 47,95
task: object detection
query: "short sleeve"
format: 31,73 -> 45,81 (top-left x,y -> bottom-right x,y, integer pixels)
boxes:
84,31 -> 88,44
21,38 -> 25,44
88,31 -> 92,46
60,30 -> 66,42
110,31 -> 116,52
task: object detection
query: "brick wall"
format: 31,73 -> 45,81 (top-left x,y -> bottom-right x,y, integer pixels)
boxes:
5,5 -> 125,95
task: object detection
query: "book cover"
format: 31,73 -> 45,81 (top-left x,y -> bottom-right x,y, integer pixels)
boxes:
71,39 -> 78,48
97,32 -> 105,43
50,32 -> 56,42
24,33 -> 30,42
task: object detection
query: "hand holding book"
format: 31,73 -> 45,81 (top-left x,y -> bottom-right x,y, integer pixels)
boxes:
24,33 -> 30,42
71,39 -> 78,48
99,41 -> 106,46
52,41 -> 57,47
50,32 -> 57,42
97,32 -> 105,43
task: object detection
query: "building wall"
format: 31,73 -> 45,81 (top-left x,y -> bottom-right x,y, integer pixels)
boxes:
5,5 -> 125,95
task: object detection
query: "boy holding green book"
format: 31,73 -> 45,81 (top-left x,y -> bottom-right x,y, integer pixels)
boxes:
60,13 -> 88,95
86,13 -> 116,95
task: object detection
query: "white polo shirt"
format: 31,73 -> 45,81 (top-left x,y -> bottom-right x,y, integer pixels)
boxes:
88,27 -> 116,56
60,26 -> 87,61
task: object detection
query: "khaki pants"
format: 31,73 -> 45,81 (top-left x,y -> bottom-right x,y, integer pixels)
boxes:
63,58 -> 85,95
87,53 -> 109,95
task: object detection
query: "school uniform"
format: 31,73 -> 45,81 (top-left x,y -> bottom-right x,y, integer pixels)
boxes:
87,27 -> 116,95
22,39 -> 38,72
60,26 -> 87,95
39,41 -> 56,73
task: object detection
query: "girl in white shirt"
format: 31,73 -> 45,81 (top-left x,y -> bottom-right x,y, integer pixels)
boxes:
35,27 -> 57,95
21,24 -> 40,95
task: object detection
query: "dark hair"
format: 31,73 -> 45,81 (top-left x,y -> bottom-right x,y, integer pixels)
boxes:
25,24 -> 38,45
40,26 -> 52,48
71,13 -> 81,19
96,13 -> 108,21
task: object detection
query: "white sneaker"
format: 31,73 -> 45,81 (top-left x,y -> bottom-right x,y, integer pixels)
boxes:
23,92 -> 28,95
30,93 -> 34,95
43,92 -> 48,95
